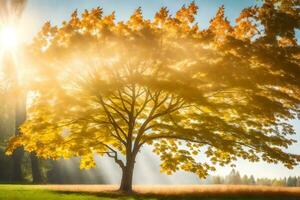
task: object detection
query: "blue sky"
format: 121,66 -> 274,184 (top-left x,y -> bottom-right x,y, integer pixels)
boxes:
18,0 -> 300,181
20,0 -> 260,41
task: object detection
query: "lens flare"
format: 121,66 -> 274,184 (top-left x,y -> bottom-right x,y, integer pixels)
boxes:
0,26 -> 18,51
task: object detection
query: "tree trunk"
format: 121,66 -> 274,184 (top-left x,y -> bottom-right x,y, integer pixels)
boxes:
12,147 -> 24,182
12,88 -> 26,182
30,152 -> 42,183
119,162 -> 135,192
119,153 -> 136,193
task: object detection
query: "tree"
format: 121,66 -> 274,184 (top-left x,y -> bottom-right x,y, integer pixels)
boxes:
0,69 -> 14,182
226,169 -> 242,185
0,0 -> 42,183
242,175 -> 249,185
272,178 -> 285,186
6,1 -> 300,192
249,175 -> 256,185
257,178 -> 272,186
1,52 -> 24,182
212,176 -> 223,184
287,176 -> 297,187
296,177 -> 300,186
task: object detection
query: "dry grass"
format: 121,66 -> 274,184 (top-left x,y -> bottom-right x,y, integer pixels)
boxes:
35,184 -> 300,197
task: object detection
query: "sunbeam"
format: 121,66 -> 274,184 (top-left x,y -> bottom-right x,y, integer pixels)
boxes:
0,26 -> 17,51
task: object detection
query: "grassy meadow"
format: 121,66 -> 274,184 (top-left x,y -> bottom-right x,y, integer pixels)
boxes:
0,185 -> 300,200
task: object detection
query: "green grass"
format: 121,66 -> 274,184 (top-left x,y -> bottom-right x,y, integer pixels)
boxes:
0,185 -> 299,200
0,185 -> 102,200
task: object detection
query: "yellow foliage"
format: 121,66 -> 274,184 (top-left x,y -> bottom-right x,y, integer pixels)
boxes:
6,1 -> 300,178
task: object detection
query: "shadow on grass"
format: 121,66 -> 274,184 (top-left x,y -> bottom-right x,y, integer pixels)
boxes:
54,190 -> 300,200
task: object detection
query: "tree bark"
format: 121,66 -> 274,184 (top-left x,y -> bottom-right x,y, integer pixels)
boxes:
12,90 -> 26,182
12,147 -> 24,182
119,160 -> 135,192
119,152 -> 136,193
30,152 -> 42,183
11,77 -> 42,183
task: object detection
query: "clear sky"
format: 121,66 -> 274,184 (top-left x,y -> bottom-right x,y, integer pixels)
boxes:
18,0 -> 300,182
20,0 -> 261,41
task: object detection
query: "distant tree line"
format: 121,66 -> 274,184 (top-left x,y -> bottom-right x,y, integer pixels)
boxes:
210,169 -> 300,187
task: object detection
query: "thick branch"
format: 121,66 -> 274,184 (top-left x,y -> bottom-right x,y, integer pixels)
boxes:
106,152 -> 125,169
103,100 -> 129,124
133,93 -> 185,151
97,95 -> 127,144
98,141 -> 125,169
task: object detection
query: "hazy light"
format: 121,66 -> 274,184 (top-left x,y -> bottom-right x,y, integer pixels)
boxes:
0,26 -> 18,51
133,146 -> 200,185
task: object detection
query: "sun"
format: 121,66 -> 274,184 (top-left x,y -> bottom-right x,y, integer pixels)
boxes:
0,26 -> 18,51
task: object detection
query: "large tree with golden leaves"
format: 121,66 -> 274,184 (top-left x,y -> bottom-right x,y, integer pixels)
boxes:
7,1 -> 300,192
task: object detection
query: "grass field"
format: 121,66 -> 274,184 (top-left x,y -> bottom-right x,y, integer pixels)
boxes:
0,185 -> 300,200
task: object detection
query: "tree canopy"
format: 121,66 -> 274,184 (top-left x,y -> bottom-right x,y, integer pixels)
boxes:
6,0 -> 300,192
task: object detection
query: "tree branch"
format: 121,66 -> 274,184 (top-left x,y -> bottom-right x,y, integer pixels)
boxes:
97,95 -> 127,144
97,141 -> 125,169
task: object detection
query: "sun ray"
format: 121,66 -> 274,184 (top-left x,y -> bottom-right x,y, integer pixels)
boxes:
0,26 -> 18,51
